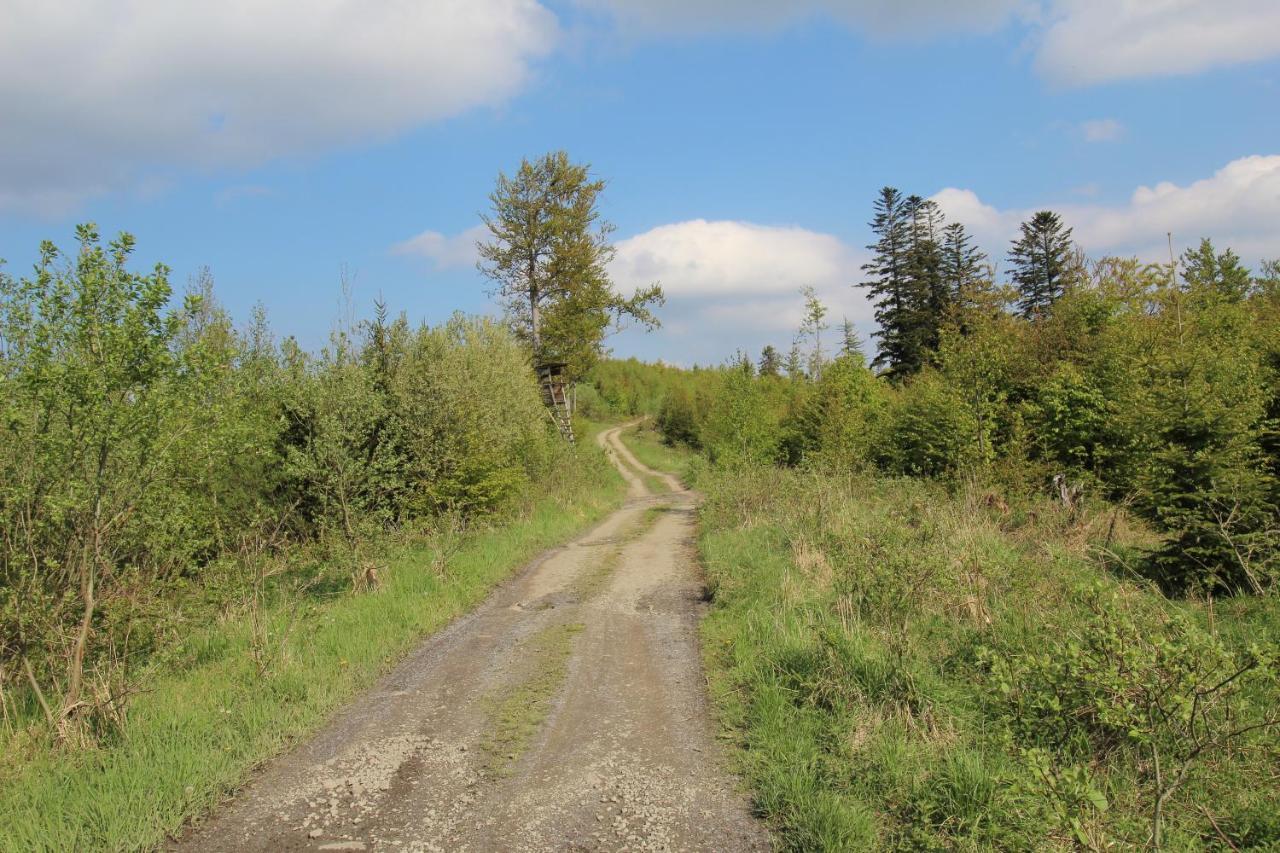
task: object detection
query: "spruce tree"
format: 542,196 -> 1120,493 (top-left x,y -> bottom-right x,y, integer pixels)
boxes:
785,343 -> 805,380
839,316 -> 864,361
797,286 -> 829,380
1008,210 -> 1074,319
940,221 -> 988,311
903,195 -> 947,359
859,187 -> 913,378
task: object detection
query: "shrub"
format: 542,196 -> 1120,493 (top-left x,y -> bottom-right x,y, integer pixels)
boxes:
882,371 -> 980,478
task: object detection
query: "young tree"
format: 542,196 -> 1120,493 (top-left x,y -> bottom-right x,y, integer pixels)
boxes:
839,316 -> 864,361
797,286 -> 829,380
1008,210 -> 1075,319
759,344 -> 782,378
477,151 -> 662,377
785,343 -> 805,381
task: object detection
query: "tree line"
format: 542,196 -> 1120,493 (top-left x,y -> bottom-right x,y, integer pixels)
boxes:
625,189 -> 1280,599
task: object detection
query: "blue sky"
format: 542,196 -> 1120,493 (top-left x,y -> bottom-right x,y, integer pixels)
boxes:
2,0 -> 1278,365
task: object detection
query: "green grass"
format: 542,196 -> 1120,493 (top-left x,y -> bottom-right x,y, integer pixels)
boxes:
0,445 -> 626,852
697,466 -> 1280,851
479,621 -> 585,774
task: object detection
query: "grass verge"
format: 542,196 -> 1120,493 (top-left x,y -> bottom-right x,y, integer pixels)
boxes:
697,466 -> 1280,850
0,444 -> 626,851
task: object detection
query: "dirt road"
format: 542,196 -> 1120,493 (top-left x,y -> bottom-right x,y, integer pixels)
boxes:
177,424 -> 768,852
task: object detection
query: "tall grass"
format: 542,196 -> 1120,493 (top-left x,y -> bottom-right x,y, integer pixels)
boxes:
698,466 -> 1280,850
0,445 -> 624,852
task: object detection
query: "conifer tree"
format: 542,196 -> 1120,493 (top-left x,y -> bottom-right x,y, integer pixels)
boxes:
759,344 -> 782,378
785,343 -> 805,380
839,316 -> 864,361
1181,238 -> 1251,302
797,286 -> 829,380
940,222 -> 988,311
1008,210 -> 1074,319
859,187 -> 913,378
903,195 -> 947,358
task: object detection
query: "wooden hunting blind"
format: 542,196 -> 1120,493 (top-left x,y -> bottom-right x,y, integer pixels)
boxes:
536,361 -> 575,443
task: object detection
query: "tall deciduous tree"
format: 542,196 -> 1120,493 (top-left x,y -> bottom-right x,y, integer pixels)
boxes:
477,151 -> 662,377
1008,210 -> 1075,319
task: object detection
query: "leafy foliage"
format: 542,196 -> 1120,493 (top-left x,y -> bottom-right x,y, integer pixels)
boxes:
0,226 -> 577,746
477,151 -> 662,378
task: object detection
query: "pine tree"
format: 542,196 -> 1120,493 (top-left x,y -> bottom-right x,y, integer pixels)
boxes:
759,344 -> 782,378
859,187 -> 914,379
1181,238 -> 1251,302
1008,210 -> 1074,319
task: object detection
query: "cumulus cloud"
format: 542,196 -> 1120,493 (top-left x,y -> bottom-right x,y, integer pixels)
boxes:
932,154 -> 1280,263
1038,0 -> 1280,86
393,225 -> 488,269
1080,118 -> 1123,142
610,219 -> 862,297
609,219 -> 874,344
0,0 -> 558,213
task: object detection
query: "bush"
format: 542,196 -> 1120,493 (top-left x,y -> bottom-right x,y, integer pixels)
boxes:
882,371 -> 980,478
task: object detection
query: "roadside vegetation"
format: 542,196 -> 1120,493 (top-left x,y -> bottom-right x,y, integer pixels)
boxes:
0,149 -> 658,850
699,468 -> 1277,849
590,192 -> 1280,849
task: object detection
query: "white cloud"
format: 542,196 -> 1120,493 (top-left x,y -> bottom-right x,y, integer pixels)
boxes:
1081,118 -> 1123,142
609,219 -> 874,355
0,0 -> 558,213
1038,0 -> 1280,86
610,219 -> 863,297
393,225 -> 488,269
932,154 -> 1280,263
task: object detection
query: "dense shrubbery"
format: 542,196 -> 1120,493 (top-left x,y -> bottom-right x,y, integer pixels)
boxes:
0,227 -> 568,743
627,252 -> 1280,598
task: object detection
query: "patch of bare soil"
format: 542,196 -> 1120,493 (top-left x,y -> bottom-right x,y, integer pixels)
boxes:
174,425 -> 769,852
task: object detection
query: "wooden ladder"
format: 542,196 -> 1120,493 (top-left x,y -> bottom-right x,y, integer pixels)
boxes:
541,380 -> 575,443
